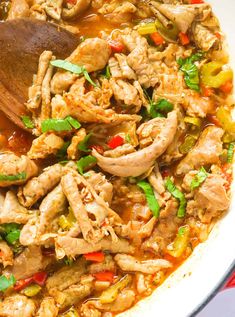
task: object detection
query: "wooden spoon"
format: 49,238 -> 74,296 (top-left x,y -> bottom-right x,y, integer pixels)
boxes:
0,18 -> 79,130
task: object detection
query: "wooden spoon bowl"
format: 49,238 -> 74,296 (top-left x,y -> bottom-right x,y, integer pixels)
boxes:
0,18 -> 79,129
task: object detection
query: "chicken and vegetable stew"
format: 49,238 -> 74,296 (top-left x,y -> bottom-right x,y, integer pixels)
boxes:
0,0 -> 234,316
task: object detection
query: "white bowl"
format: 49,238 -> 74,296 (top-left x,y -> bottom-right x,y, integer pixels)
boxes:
119,1 -> 235,316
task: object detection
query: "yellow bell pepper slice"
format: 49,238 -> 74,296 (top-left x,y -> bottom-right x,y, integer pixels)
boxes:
201,62 -> 233,88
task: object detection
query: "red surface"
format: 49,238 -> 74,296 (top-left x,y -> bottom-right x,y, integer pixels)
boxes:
223,272 -> 235,290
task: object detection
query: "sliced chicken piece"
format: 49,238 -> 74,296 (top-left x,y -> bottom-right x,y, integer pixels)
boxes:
148,163 -> 165,195
61,173 -> 100,243
0,295 -> 36,317
0,191 -> 31,224
186,173 -> 230,223
148,2 -> 211,33
67,128 -> 87,160
192,23 -> 219,52
110,53 -> 136,80
62,0 -> 91,19
86,171 -> 113,205
92,111 -> 177,177
28,133 -> 64,160
36,298 -> 58,317
98,0 -> 137,23
46,258 -> 87,292
55,236 -> 134,259
52,280 -> 93,310
0,152 -> 38,187
51,38 -> 111,94
11,246 -> 49,280
104,144 -> 135,158
38,184 -> 67,236
7,0 -> 29,19
18,163 -> 63,208
82,289 -> 135,313
115,254 -> 172,273
43,0 -> 63,20
19,217 -> 38,246
176,126 -> 224,175
0,241 -> 13,267
109,79 -> 142,112
27,51 -> 53,110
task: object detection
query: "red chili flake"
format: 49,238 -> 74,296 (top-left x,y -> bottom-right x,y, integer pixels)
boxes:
107,135 -> 124,149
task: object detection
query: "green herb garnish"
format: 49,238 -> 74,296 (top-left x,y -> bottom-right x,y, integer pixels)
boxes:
78,133 -> 92,153
190,167 -> 208,190
165,178 -> 187,218
21,116 -> 34,129
227,142 -> 235,163
150,99 -> 173,118
41,117 -> 81,133
137,180 -> 160,218
177,51 -> 204,91
56,141 -> 70,159
51,60 -> 97,87
77,155 -> 97,175
0,275 -> 16,292
0,172 -> 26,182
0,223 -> 21,245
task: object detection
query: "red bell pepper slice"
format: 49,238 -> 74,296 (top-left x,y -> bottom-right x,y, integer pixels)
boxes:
33,272 -> 48,286
107,135 -> 124,149
14,277 -> 34,291
179,32 -> 190,46
14,272 -> 48,291
93,271 -> 115,283
108,40 -> 125,53
190,0 -> 204,4
84,251 -> 105,263
150,32 -> 165,46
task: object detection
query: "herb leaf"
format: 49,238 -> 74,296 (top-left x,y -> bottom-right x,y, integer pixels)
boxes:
190,167 -> 208,190
51,60 -> 97,87
21,116 -> 34,129
227,142 -> 234,163
0,223 -> 21,245
41,117 -> 80,133
178,52 -> 204,92
137,180 -> 160,218
77,155 -> 97,175
165,178 -> 186,218
78,133 -> 92,152
56,141 -> 70,159
0,172 -> 26,182
0,275 -> 16,292
6,230 -> 21,245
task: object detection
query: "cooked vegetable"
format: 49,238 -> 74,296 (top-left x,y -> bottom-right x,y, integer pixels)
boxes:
220,80 -> 233,94
107,135 -> 124,149
184,116 -> 202,127
100,274 -> 132,304
150,99 -> 173,118
64,257 -> 74,266
21,116 -> 34,129
0,172 -> 26,182
58,215 -> 73,230
56,141 -> 71,159
23,284 -> 41,297
93,271 -> 115,283
0,223 -> 21,245
14,272 -> 47,292
51,60 -> 97,87
78,133 -> 92,152
178,52 -> 204,91
137,180 -> 160,218
138,23 -> 157,35
227,143 -> 235,163
105,65 -> 111,79
179,135 -> 197,154
84,251 -> 105,263
108,40 -> 125,53
41,116 -> 81,133
190,167 -> 208,190
150,32 -> 165,46
201,62 -> 233,88
179,32 -> 190,46
216,106 -> 235,135
168,226 -> 190,257
63,308 -> 80,317
165,178 -> 186,218
77,155 -> 97,174
155,19 -> 179,42
0,274 -> 16,292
